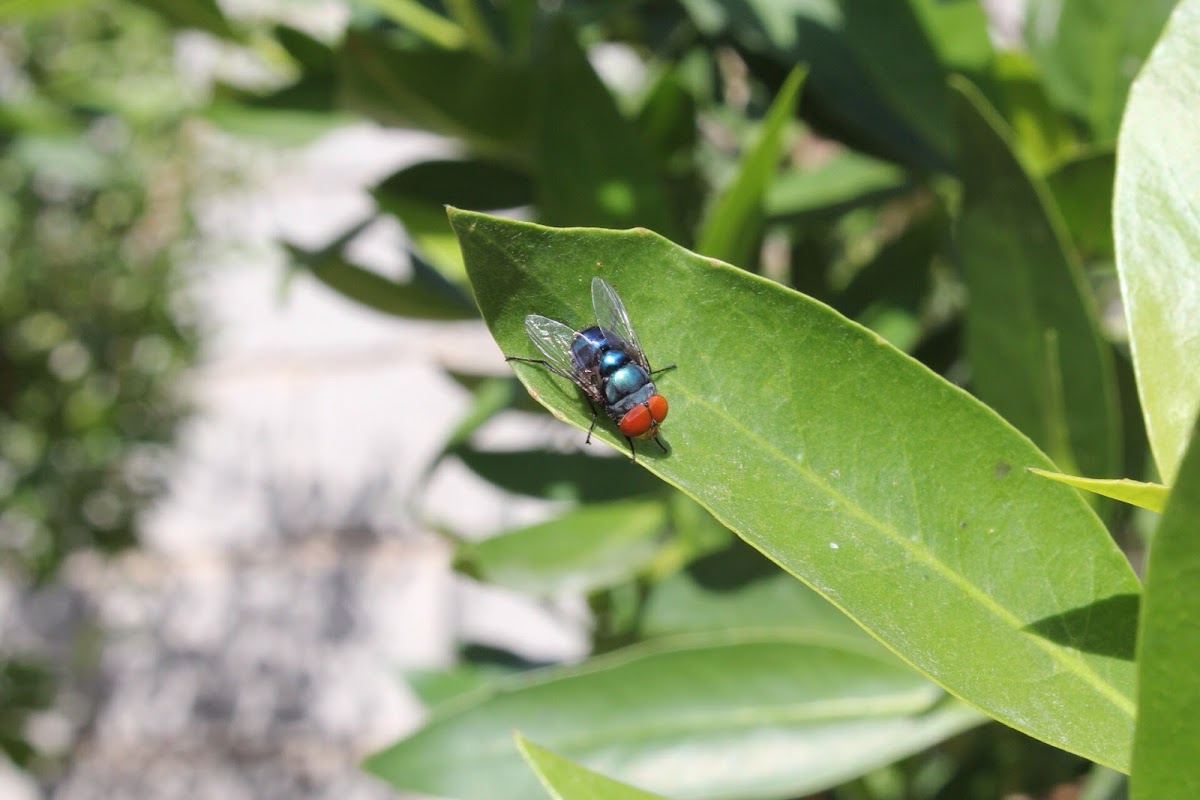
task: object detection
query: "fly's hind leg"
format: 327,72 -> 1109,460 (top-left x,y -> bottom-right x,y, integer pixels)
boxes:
585,400 -> 599,445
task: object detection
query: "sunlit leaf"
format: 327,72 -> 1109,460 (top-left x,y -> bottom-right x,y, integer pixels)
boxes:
1113,0 -> 1200,483
1027,468 -> 1167,512
451,208 -> 1141,768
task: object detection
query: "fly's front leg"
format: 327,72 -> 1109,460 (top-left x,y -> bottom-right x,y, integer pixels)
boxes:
504,355 -> 575,382
625,436 -> 637,463
654,436 -> 667,453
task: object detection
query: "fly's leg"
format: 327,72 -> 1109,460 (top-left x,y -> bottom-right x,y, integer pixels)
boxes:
649,362 -> 677,376
505,355 -> 575,382
584,399 -> 599,445
654,436 -> 667,453
625,436 -> 637,463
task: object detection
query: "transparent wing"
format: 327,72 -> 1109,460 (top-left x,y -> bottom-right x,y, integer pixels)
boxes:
523,314 -> 582,379
591,277 -> 649,370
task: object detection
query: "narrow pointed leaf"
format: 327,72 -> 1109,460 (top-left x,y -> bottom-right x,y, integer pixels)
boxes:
450,207 -> 1141,768
696,67 -> 805,266
1132,417 -> 1200,798
1028,468 -> 1167,512
952,77 -> 1120,481
516,735 -> 669,800
1114,0 -> 1200,483
366,633 -> 983,800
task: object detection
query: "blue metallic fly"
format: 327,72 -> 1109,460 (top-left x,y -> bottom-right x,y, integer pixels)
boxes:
506,277 -> 674,461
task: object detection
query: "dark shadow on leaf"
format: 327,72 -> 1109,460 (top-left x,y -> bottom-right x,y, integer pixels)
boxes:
455,446 -> 660,502
686,537 -> 784,591
1023,593 -> 1139,661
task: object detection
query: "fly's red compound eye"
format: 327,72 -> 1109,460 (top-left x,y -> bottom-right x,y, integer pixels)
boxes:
647,394 -> 668,424
618,404 -> 654,437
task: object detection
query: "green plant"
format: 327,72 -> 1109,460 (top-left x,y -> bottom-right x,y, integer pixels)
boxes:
208,0 -> 1199,797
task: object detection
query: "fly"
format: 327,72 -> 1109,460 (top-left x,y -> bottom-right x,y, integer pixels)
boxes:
505,277 -> 674,461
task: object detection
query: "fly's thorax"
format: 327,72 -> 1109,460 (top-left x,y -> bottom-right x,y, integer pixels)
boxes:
606,382 -> 657,422
604,363 -> 650,405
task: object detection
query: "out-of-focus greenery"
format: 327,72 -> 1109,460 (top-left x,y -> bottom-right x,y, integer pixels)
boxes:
181,0 -> 1189,797
0,0 -> 197,774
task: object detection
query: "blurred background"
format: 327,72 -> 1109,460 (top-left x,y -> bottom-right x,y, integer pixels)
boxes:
0,0 -> 1158,798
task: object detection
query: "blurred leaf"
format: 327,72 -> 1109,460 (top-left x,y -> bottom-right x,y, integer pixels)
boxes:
992,50 -> 1080,173
1113,0 -> 1200,483
373,158 -> 532,280
127,0 -> 237,38
696,67 -> 804,268
366,633 -> 983,800
442,377 -> 526,451
635,67 -> 698,169
680,0 -> 952,169
909,0 -> 993,78
284,229 -> 476,320
455,499 -> 667,595
0,0 -> 87,20
837,203 -> 942,351
204,103 -> 352,145
456,447 -> 661,503
337,30 -> 532,154
535,18 -> 678,237
376,158 -> 533,210
1046,148 -> 1115,264
406,662 -> 516,710
451,208 -> 1141,769
358,0 -> 467,49
1025,0 -> 1179,140
766,150 -> 908,220
1132,417 -> 1200,799
1027,468 -> 1167,512
952,77 -> 1120,481
516,735 -> 669,800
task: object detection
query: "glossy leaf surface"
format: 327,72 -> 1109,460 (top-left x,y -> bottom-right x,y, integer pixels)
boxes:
952,77 -> 1119,481
451,208 -> 1141,768
367,633 -> 982,800
1132,418 -> 1200,798
1114,0 -> 1200,483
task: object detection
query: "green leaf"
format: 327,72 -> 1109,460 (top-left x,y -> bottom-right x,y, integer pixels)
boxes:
908,0 -> 993,79
366,633 -> 983,799
1025,0 -> 1179,141
534,19 -> 678,238
450,208 -> 1141,768
952,77 -> 1120,481
679,0 -> 952,169
356,0 -> 467,49
455,499 -> 668,595
1046,148 -> 1115,264
516,735 -> 669,800
0,0 -> 88,20
991,51 -> 1080,173
284,228 -> 476,321
374,158 -> 533,281
337,31 -> 532,155
765,150 -> 908,221
456,448 -> 661,503
696,67 -> 805,267
1132,417 -> 1200,798
1027,468 -> 1167,512
127,0 -> 237,39
1114,0 -> 1200,483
